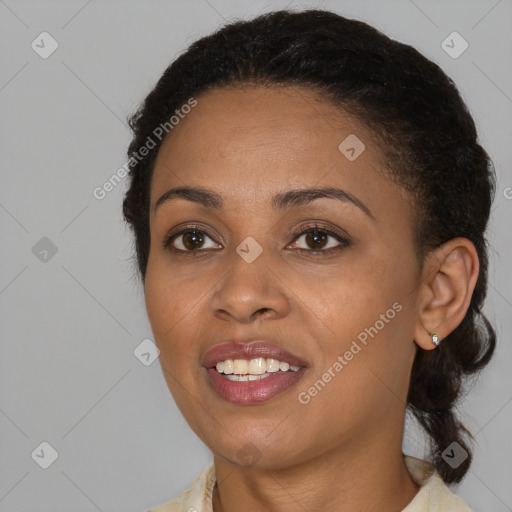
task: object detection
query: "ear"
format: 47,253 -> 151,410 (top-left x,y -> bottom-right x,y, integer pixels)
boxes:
413,238 -> 479,350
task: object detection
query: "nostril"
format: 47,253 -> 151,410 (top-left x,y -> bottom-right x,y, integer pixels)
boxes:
251,308 -> 273,320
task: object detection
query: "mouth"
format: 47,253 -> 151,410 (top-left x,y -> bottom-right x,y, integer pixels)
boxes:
202,341 -> 308,405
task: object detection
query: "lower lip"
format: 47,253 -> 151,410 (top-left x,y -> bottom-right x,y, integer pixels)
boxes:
206,368 -> 306,405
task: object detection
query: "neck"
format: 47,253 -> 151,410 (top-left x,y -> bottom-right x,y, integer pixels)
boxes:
212,423 -> 419,512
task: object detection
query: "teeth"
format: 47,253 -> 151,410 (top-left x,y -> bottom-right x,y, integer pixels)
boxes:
248,358 -> 266,374
215,357 -> 302,375
225,373 -> 271,382
279,362 -> 290,372
266,358 -> 280,373
223,359 -> 234,374
233,359 -> 249,374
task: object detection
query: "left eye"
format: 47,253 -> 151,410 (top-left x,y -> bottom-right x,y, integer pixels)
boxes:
289,227 -> 348,252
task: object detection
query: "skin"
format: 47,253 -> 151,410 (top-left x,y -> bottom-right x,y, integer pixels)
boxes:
144,85 -> 479,512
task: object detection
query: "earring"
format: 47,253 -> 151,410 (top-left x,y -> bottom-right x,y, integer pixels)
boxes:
431,334 -> 440,347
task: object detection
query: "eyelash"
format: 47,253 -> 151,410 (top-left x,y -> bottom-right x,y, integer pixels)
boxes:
161,222 -> 350,257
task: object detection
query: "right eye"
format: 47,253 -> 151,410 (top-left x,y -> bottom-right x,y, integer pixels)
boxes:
162,226 -> 222,253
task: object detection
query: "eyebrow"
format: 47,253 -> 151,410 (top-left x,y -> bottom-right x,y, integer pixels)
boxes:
153,185 -> 374,219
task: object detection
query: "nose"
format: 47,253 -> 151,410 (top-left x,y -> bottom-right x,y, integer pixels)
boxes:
209,249 -> 290,324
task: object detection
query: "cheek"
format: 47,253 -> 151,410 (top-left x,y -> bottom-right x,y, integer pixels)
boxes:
301,249 -> 418,381
302,259 -> 400,336
144,261 -> 205,361
144,267 -> 207,412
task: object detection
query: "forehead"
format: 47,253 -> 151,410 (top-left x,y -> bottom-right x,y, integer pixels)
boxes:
150,85 -> 387,203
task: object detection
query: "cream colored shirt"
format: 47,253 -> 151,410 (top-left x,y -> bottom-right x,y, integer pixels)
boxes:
146,455 -> 472,512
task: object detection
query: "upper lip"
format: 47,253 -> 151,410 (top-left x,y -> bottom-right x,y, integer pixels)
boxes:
202,340 -> 308,369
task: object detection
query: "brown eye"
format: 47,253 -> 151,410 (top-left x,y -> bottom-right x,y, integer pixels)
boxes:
304,229 -> 328,250
179,230 -> 205,250
163,227 -> 222,253
290,226 -> 348,253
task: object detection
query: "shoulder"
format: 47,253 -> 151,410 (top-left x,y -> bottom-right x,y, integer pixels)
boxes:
402,455 -> 473,512
145,464 -> 216,512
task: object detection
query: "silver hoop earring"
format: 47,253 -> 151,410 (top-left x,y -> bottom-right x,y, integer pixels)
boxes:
431,334 -> 439,347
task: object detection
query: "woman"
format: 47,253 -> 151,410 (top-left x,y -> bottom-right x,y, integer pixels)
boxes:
122,9 -> 496,511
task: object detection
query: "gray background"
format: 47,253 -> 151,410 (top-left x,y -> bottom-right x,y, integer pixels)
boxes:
1,0 -> 511,510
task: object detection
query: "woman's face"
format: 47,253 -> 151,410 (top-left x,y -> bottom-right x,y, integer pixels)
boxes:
145,85 -> 423,469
